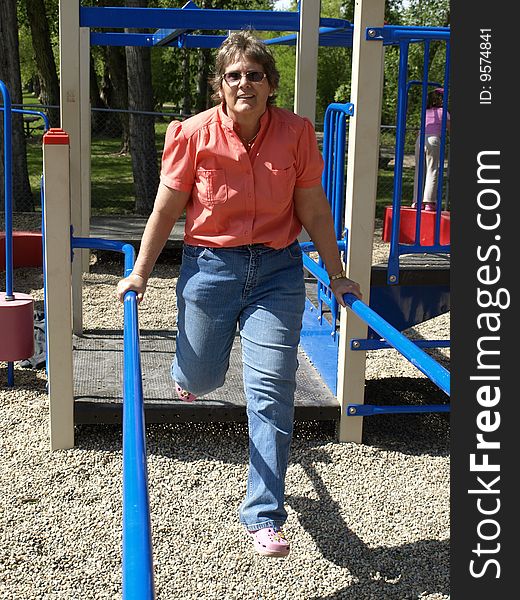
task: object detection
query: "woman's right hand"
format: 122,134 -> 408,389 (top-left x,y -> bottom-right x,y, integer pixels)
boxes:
116,272 -> 148,304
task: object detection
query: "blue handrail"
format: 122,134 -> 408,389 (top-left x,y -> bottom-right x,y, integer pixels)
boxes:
343,293 -> 450,395
71,236 -> 155,599
301,252 -> 450,399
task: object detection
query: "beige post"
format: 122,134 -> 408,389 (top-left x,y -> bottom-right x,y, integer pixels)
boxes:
294,0 -> 320,125
337,0 -> 385,443
59,0 -> 84,334
80,27 -> 91,273
43,130 -> 75,451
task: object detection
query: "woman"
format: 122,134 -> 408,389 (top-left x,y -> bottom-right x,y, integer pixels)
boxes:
117,31 -> 362,558
412,87 -> 450,211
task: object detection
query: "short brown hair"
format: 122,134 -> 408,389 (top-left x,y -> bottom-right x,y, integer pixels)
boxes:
210,30 -> 280,105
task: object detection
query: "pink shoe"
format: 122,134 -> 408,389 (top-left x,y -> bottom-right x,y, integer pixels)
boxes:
423,202 -> 437,212
411,202 -> 417,209
248,527 -> 290,557
175,383 -> 197,403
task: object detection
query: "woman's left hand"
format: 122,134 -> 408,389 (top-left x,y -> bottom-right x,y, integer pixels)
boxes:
330,277 -> 363,307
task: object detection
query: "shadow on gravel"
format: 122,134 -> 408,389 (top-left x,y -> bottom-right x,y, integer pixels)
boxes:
0,366 -> 47,392
287,447 -> 449,599
361,376 -> 450,456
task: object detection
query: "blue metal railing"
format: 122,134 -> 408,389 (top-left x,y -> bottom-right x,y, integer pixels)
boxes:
301,252 -> 450,414
71,236 -> 155,599
318,102 -> 354,338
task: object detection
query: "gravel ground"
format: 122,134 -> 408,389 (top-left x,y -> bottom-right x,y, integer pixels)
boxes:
1,219 -> 450,600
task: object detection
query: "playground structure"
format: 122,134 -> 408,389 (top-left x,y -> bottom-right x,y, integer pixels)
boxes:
1,1 -> 451,598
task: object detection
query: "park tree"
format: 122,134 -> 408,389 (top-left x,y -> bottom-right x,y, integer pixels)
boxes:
22,0 -> 60,127
125,0 -> 159,214
0,0 -> 34,211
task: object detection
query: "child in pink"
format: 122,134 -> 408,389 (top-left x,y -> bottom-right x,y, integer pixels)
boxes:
412,88 -> 450,211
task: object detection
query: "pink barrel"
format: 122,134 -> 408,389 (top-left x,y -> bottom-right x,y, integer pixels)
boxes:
0,292 -> 34,361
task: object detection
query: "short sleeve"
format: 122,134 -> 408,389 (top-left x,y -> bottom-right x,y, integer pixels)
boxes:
160,121 -> 196,193
294,118 -> 324,188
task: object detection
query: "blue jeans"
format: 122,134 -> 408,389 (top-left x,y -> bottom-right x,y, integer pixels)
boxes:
172,241 -> 306,530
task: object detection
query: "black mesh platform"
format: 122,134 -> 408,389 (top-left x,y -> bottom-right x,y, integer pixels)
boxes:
73,330 -> 339,424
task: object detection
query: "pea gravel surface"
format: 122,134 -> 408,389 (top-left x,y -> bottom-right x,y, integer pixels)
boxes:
1,220 -> 450,600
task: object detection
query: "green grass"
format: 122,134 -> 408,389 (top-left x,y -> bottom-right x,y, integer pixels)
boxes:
22,92 -> 41,106
22,108 -> 172,215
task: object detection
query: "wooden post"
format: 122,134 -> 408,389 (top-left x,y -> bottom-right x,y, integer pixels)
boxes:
294,0 -> 320,125
337,0 -> 385,443
43,129 -> 75,451
59,0 -> 84,334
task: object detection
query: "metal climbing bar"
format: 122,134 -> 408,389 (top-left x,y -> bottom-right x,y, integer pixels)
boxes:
318,102 -> 354,337
1,80 -> 15,386
378,30 -> 451,285
1,80 -> 14,302
71,236 -> 155,599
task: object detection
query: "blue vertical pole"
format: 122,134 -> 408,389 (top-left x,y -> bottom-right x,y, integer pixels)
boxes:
1,80 -> 14,301
1,80 -> 15,387
388,40 -> 410,284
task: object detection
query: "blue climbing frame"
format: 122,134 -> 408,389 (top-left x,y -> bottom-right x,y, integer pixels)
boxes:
300,25 -> 451,415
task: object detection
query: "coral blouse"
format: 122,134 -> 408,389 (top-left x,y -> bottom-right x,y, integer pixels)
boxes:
160,104 -> 324,249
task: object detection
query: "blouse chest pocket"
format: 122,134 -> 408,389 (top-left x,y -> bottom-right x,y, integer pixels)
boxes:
195,168 -> 228,208
264,162 -> 296,197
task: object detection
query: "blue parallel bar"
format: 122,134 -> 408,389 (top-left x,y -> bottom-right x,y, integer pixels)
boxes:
71,236 -> 155,600
343,293 -> 450,396
122,278 -> 155,600
301,250 -> 450,398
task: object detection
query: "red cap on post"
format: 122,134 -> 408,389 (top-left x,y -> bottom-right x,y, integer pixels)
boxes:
43,128 -> 70,145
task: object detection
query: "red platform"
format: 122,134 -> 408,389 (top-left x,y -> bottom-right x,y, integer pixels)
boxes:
0,231 -> 43,271
382,206 -> 450,246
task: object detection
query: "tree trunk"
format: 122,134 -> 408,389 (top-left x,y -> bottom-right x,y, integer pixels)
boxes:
0,0 -> 34,212
90,57 -> 109,135
25,0 -> 60,128
125,0 -> 159,215
181,49 -> 192,118
195,48 -> 211,113
105,46 -> 130,152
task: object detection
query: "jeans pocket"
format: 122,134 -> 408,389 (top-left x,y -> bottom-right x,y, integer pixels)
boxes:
286,241 -> 303,260
182,244 -> 208,262
195,168 -> 228,208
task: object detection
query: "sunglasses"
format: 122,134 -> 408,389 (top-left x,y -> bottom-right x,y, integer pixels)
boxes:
222,71 -> 267,86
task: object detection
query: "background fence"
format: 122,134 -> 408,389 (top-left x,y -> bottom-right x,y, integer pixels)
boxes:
1,104 -> 450,221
